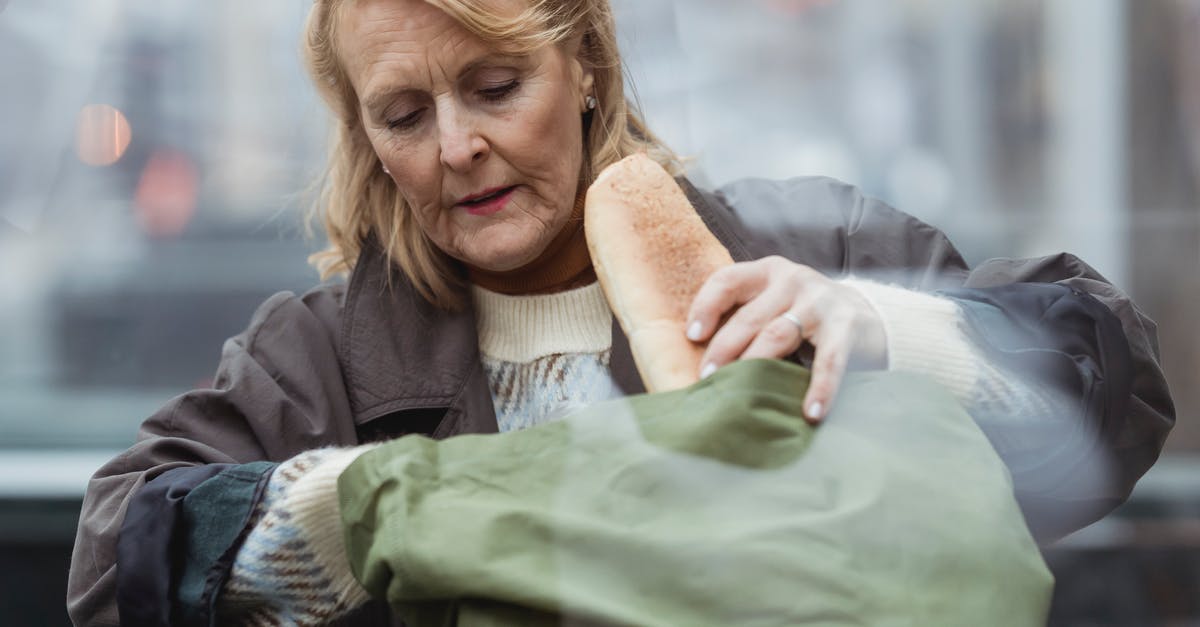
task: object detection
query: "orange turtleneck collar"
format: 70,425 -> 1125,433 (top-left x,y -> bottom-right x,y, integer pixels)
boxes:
465,190 -> 596,295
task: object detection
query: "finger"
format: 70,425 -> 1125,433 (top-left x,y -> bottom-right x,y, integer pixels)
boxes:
737,278 -> 826,363
699,284 -> 795,374
685,259 -> 774,343
738,308 -> 810,361
802,320 -> 853,423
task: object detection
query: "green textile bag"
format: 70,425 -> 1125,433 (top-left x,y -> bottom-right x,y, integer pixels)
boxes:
339,359 -> 1053,626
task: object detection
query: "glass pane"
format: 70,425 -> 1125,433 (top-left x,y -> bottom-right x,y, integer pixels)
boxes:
1,1 -> 327,450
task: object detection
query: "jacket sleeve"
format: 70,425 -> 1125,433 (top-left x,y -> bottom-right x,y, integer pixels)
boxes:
944,257 -> 1173,539
714,176 -> 1174,541
66,286 -> 358,627
116,461 -> 277,627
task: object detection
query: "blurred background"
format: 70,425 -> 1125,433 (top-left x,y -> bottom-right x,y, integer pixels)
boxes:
1,0 -> 1197,624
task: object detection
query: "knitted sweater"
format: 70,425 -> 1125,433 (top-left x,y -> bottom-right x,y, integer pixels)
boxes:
470,282 -> 622,432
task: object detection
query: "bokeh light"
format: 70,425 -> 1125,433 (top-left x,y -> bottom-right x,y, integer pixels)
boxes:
134,149 -> 199,238
75,104 -> 132,166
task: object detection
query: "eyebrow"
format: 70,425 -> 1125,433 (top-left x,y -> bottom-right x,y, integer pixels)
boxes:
361,53 -> 526,116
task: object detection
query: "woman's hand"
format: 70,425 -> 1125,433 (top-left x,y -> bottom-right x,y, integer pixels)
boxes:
685,256 -> 887,423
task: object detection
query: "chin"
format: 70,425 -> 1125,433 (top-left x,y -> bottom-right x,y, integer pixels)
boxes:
462,241 -> 544,273
453,220 -> 555,272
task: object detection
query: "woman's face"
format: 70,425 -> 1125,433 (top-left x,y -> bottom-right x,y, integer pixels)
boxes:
338,0 -> 595,272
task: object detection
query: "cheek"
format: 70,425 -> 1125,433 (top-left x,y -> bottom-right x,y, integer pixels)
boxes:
375,166 -> 456,251
538,93 -> 582,152
374,140 -> 440,212
505,96 -> 583,184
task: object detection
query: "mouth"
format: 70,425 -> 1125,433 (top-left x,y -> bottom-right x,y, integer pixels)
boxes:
458,186 -> 517,216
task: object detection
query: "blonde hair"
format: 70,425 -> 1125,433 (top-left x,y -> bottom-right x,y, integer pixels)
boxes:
303,0 -> 681,310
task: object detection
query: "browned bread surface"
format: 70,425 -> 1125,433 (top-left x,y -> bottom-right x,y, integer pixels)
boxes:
585,154 -> 734,392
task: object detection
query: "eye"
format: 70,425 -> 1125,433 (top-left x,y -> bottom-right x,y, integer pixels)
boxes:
478,80 -> 520,102
386,109 -> 424,131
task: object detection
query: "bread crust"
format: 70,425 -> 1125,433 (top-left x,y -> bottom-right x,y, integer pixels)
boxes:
585,154 -> 734,392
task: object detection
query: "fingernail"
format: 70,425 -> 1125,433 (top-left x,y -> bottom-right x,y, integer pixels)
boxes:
686,320 -> 703,341
700,362 -> 718,379
807,401 -> 823,419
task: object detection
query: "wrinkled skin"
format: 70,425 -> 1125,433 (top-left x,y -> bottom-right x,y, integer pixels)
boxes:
338,0 -> 595,272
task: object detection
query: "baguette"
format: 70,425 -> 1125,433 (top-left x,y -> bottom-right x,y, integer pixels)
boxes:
585,154 -> 735,393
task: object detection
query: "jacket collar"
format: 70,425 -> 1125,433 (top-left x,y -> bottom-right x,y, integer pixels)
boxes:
338,176 -> 753,436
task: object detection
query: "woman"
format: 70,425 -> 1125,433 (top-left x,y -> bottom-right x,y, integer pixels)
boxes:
67,0 -> 1173,625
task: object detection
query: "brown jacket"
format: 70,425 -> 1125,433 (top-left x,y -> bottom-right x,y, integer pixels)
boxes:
67,176 -> 1174,626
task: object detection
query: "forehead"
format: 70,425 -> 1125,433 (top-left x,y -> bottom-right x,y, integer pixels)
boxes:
337,0 -> 526,95
338,0 -> 477,64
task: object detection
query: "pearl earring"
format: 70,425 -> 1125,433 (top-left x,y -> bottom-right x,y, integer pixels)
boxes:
382,164 -> 390,174
585,95 -> 597,111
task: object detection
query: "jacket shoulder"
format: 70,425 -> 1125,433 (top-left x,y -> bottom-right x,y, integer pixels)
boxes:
237,282 -> 346,350
702,176 -> 967,286
134,279 -> 358,458
216,282 -> 347,384
713,175 -> 932,238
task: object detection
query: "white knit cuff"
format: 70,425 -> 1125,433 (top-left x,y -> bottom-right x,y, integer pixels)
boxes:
840,278 -> 980,404
283,446 -> 377,606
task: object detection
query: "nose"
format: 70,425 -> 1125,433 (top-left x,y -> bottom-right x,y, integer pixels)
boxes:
437,101 -> 488,173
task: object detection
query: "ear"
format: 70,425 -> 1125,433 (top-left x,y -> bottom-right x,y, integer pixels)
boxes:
578,63 -> 596,110
565,34 -> 596,111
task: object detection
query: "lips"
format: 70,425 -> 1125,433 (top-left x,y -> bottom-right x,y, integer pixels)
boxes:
459,186 -> 513,206
458,186 -> 516,216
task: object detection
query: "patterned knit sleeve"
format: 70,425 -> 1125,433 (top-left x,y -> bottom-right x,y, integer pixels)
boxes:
216,446 -> 376,626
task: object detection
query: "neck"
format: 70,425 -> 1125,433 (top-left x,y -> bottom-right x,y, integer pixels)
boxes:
466,191 -> 596,295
